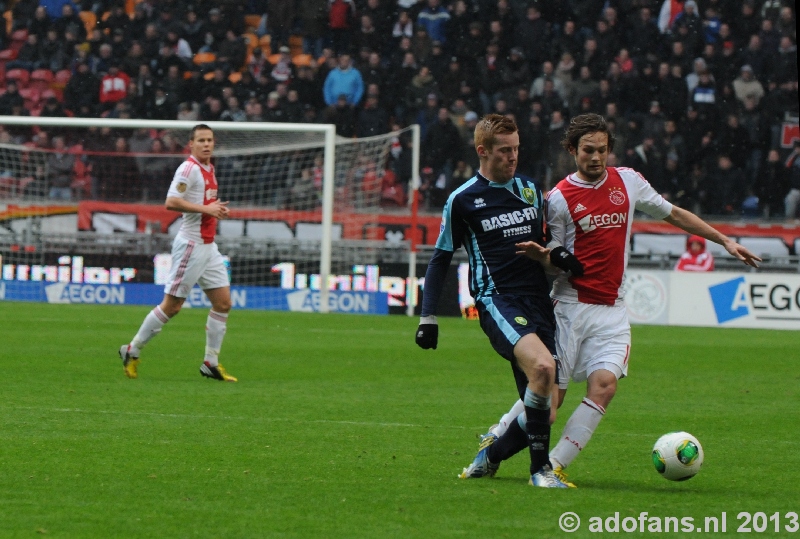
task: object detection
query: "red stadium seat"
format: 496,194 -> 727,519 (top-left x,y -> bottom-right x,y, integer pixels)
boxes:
29,68 -> 54,91
19,87 -> 41,108
53,69 -> 72,86
0,48 -> 18,61
10,29 -> 27,53
5,68 -> 30,87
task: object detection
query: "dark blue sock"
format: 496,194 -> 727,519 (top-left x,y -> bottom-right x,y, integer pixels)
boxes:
487,415 -> 528,463
524,388 -> 551,475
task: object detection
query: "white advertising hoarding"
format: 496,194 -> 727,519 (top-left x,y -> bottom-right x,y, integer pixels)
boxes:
623,270 -> 800,330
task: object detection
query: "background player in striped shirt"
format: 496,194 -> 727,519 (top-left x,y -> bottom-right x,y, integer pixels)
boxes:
492,114 -> 760,486
415,114 -> 585,488
118,124 -> 237,382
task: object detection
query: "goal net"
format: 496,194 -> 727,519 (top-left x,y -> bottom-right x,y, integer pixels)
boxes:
0,117 -> 421,314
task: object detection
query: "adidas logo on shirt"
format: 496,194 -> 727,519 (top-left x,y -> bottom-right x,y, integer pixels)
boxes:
573,203 -> 587,213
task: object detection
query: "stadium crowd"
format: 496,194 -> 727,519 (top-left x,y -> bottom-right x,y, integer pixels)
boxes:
0,0 -> 797,219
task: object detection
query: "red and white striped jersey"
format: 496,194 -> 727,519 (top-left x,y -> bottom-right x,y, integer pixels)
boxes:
546,167 -> 673,306
167,155 -> 219,244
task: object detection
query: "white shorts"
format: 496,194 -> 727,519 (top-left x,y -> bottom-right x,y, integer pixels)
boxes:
554,301 -> 631,389
164,235 -> 229,298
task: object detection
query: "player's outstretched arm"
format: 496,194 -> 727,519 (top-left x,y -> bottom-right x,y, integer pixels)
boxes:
663,206 -> 761,268
515,241 -> 584,276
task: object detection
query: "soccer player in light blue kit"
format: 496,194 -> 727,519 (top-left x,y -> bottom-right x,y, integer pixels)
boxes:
414,114 -> 584,488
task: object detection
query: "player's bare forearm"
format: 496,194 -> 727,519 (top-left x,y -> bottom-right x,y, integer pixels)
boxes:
166,197 -> 230,219
664,206 -> 761,267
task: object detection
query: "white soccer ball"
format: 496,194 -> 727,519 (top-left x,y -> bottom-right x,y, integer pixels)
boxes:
652,431 -> 704,481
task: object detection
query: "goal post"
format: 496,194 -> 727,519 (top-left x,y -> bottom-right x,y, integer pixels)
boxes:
0,116 -> 421,315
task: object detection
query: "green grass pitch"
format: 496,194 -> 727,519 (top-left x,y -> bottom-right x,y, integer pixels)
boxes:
0,302 -> 798,538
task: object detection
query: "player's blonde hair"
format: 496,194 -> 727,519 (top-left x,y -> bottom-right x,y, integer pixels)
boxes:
474,114 -> 518,151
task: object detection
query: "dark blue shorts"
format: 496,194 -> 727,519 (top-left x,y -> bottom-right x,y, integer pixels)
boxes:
476,294 -> 557,398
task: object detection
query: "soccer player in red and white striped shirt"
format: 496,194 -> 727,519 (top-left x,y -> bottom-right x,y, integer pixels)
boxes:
119,124 -> 237,382
502,114 -> 760,486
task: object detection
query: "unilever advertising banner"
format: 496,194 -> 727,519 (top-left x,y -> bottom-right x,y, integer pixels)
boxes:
622,270 -> 800,330
0,281 -> 388,315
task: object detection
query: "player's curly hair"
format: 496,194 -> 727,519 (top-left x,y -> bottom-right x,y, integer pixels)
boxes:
561,113 -> 615,152
474,114 -> 518,151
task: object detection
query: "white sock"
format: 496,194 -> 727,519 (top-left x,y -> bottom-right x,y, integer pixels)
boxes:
549,398 -> 605,469
490,399 -> 525,437
204,310 -> 228,366
130,306 -> 170,356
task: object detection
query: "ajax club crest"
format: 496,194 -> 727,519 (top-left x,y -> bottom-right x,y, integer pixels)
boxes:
609,186 -> 626,205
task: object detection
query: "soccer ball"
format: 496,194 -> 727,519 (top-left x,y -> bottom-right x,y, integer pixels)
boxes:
652,432 -> 704,481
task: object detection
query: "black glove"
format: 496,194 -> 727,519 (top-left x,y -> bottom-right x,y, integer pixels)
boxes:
415,317 -> 439,349
550,246 -> 584,277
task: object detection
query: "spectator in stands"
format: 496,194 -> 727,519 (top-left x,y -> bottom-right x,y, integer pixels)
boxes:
287,165 -> 320,210
55,2 -> 86,42
529,61 -> 564,101
216,30 -> 246,72
42,135 -> 75,201
0,81 -> 25,116
354,15 -> 382,56
146,87 -> 177,120
322,93 -> 357,137
297,0 -> 327,59
416,0 -> 450,45
39,95 -> 68,121
410,23 -> 433,65
323,53 -> 364,107
270,45 -> 295,83
63,61 -> 98,114
513,6 -> 548,70
756,149 -> 784,218
659,64 -> 688,121
12,0 -> 38,32
671,1 -> 702,55
37,28 -> 64,73
204,8 -> 228,45
7,32 -> 44,72
776,6 -> 796,40
139,138 -> 172,201
627,134 -> 664,190
28,6 -> 51,38
357,95 -> 389,138
177,101 -> 200,122
260,91 -> 284,122
99,62 -> 131,113
329,0 -> 356,54
733,64 -> 766,108
392,9 -> 414,43
675,235 -> 715,271
708,154 -> 747,215
153,42 -> 185,79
